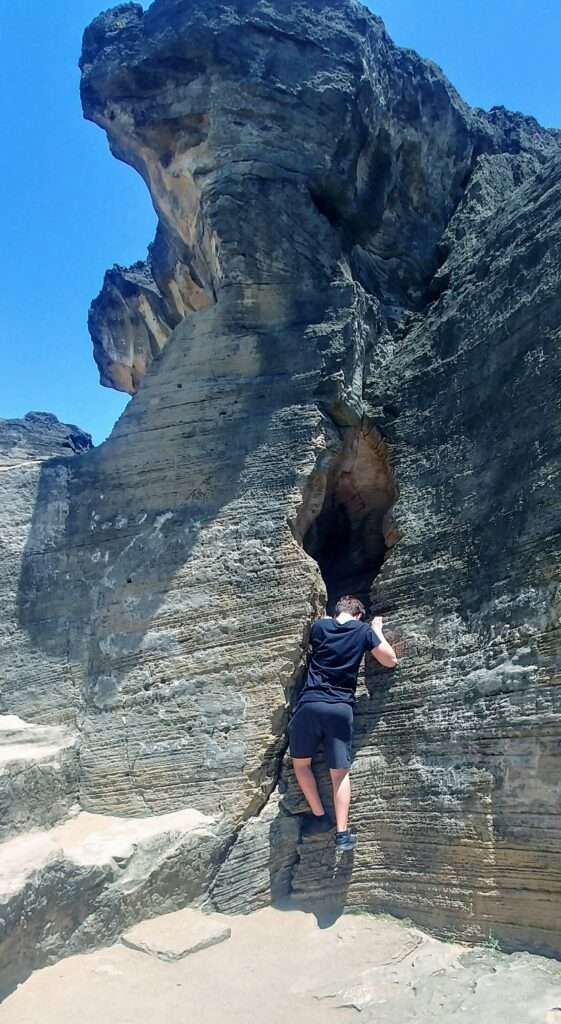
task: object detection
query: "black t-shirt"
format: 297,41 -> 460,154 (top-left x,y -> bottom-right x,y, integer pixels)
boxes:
294,617 -> 381,707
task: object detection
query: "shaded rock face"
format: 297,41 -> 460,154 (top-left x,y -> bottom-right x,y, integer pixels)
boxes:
0,415 -> 93,728
1,0 -> 561,973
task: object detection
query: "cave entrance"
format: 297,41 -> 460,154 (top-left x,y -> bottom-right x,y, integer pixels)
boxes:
298,425 -> 397,615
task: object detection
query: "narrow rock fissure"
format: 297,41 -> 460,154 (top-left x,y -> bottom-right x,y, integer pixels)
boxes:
205,733 -> 292,913
206,415 -> 399,911
295,416 -> 398,616
278,415 -> 399,900
259,414 -> 398,904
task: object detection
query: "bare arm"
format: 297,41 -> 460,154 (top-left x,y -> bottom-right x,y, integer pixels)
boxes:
370,616 -> 398,669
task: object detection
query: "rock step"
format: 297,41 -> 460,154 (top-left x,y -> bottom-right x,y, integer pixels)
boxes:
121,907 -> 231,962
0,715 -> 79,842
0,806 -> 224,999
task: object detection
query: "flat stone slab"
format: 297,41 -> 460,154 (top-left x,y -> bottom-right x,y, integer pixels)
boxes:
0,715 -> 32,734
121,909 -> 231,962
0,715 -> 75,752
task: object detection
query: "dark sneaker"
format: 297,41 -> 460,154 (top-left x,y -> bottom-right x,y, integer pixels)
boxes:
335,830 -> 357,851
301,812 -> 335,837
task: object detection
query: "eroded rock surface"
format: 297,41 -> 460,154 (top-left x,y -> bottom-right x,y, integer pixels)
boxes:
1,0 -> 561,991
0,412 -> 92,466
0,808 -> 222,996
0,716 -> 78,842
89,224 -> 210,392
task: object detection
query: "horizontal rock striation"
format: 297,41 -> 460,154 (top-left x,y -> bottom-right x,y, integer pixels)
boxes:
0,414 -> 93,726
1,0 -> 561,987
357,155 -> 561,954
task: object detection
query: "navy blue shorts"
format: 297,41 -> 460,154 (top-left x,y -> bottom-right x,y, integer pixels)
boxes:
288,700 -> 353,770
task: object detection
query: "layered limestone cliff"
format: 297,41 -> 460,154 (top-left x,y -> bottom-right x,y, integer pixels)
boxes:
0,414 -> 92,727
1,0 -> 561,992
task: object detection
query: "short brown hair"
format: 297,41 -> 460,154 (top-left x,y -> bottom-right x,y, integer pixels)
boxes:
334,595 -> 366,619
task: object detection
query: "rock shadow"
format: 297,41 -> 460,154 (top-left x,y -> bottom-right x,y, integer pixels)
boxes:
269,675 -> 392,924
12,287 -> 334,815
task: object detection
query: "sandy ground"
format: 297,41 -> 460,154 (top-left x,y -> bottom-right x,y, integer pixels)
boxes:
4,907 -> 561,1024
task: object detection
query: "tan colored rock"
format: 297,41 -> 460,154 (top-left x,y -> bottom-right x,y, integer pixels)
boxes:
0,807 -> 223,996
88,249 -> 211,394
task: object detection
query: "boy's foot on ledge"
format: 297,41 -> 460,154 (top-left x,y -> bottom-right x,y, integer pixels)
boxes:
301,812 -> 335,836
335,829 -> 357,851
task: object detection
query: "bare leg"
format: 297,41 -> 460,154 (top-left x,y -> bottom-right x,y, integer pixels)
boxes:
292,757 -> 325,816
330,768 -> 351,831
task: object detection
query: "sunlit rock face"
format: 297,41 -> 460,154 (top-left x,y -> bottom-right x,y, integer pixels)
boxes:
81,0 -> 558,394
89,226 -> 210,393
1,0 -> 560,976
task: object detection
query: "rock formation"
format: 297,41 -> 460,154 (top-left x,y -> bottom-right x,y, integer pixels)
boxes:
0,413 -> 92,730
89,224 -> 210,393
0,412 -> 92,464
1,0 -> 561,994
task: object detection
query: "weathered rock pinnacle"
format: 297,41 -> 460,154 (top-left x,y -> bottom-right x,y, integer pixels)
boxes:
1,0 -> 560,992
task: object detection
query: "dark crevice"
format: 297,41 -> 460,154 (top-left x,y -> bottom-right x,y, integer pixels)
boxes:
426,267 -> 451,303
308,186 -> 346,231
304,502 -> 385,615
296,418 -> 398,617
209,415 -> 399,911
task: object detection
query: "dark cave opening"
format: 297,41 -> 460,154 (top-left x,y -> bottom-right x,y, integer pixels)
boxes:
299,425 -> 397,616
304,502 -> 387,615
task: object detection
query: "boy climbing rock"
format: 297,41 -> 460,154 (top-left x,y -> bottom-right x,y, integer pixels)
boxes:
288,595 -> 398,851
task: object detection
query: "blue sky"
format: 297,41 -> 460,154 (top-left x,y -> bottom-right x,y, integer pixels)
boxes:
1,1 -> 559,445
